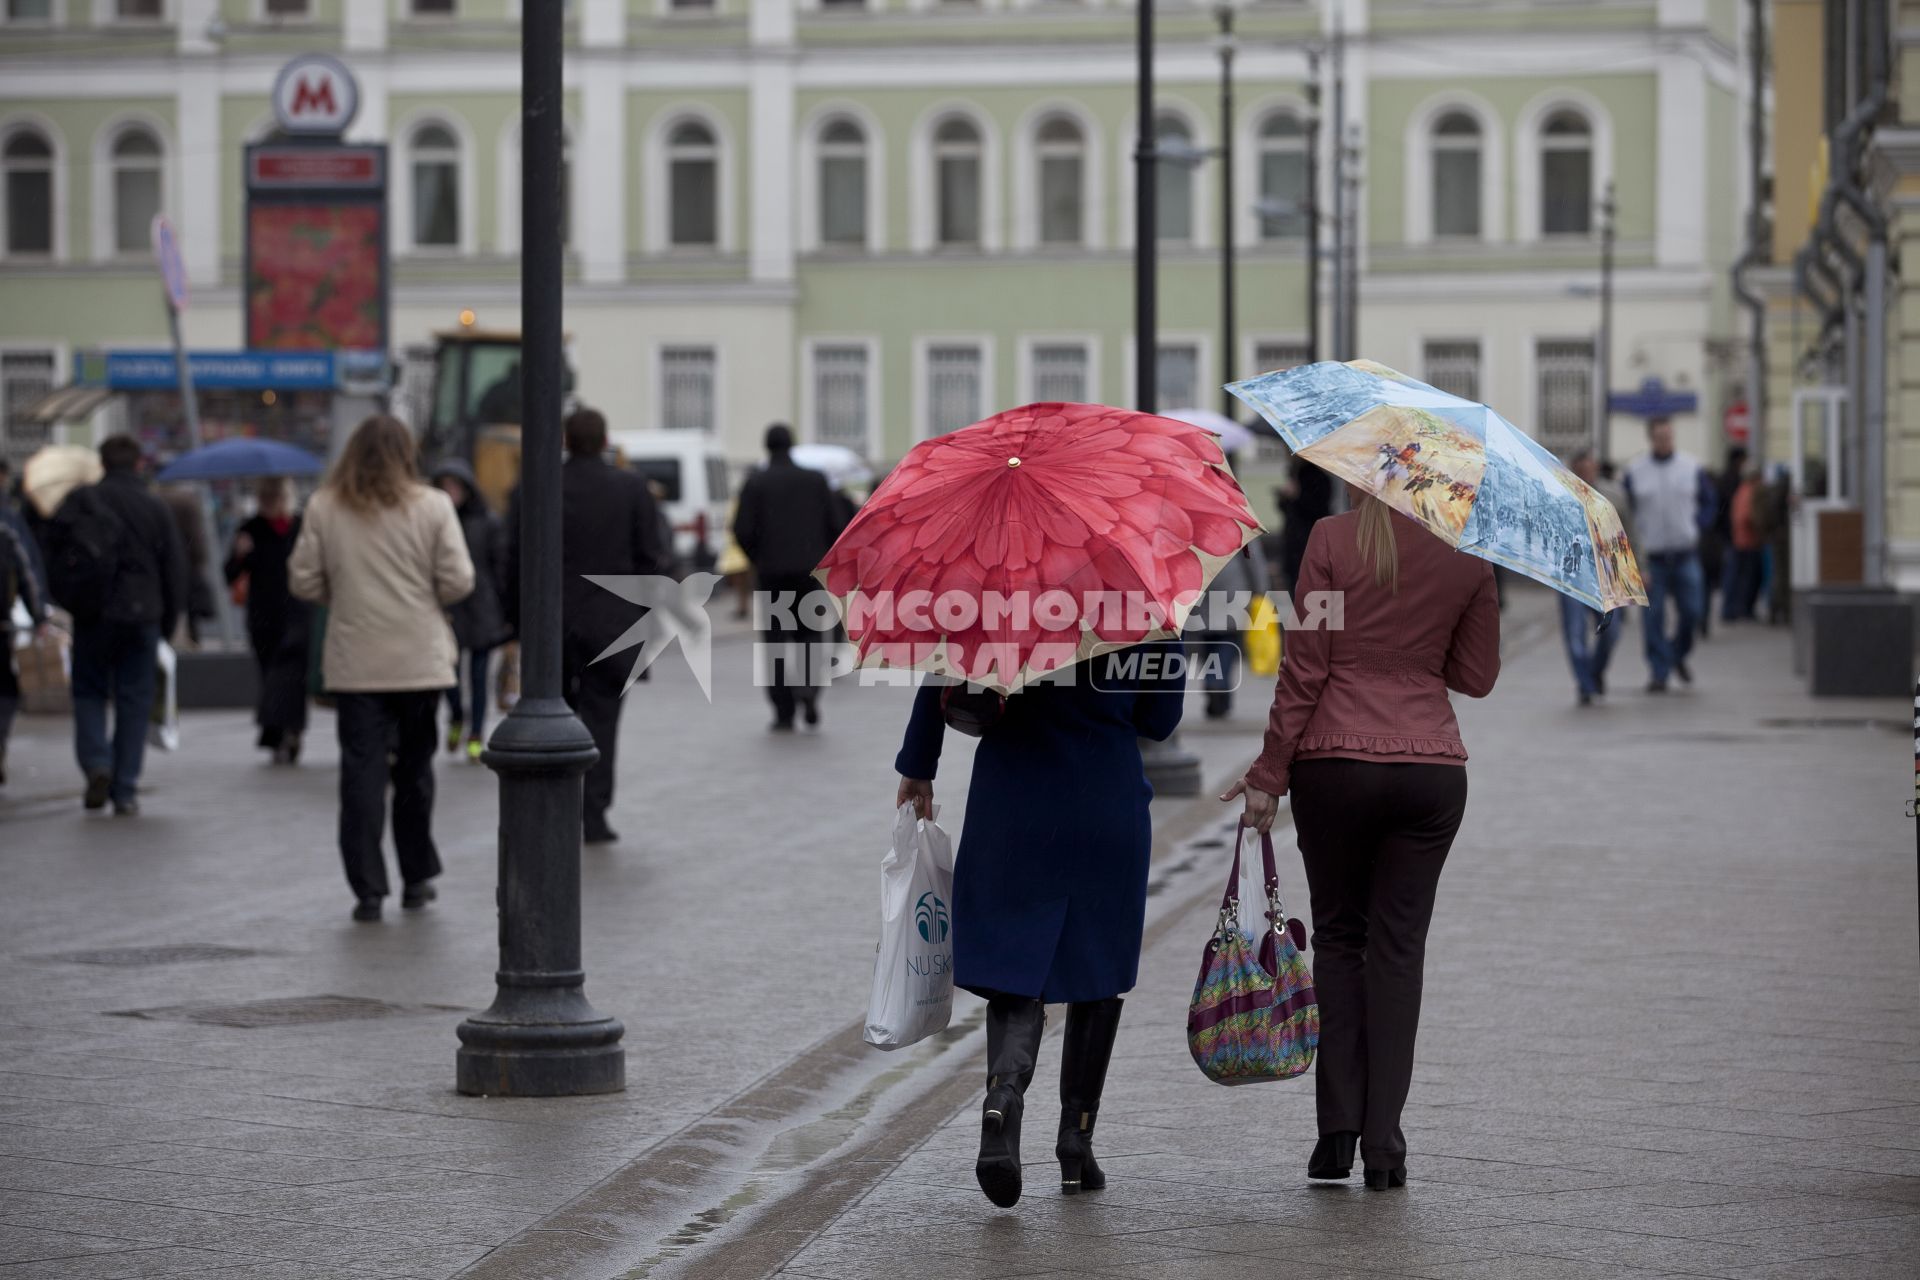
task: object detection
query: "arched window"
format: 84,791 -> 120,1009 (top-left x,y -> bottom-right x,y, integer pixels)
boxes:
410,122 -> 462,249
668,119 -> 718,248
1540,109 -> 1593,236
934,116 -> 982,247
1036,114 -> 1085,246
1431,111 -> 1482,239
1257,111 -> 1307,240
2,127 -> 54,256
819,118 -> 867,248
1155,113 -> 1195,244
110,126 -> 162,255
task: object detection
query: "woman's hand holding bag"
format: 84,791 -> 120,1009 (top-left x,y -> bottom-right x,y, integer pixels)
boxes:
1187,827 -> 1318,1084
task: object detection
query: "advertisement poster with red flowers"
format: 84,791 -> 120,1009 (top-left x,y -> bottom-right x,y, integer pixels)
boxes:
247,203 -> 384,351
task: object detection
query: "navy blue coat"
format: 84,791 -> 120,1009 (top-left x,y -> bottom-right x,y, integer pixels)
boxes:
894,642 -> 1187,1004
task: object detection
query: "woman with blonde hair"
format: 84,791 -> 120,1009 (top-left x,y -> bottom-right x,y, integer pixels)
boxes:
290,416 -> 475,922
1222,493 -> 1499,1189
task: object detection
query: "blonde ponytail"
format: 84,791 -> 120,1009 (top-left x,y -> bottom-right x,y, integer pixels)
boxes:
1354,495 -> 1399,593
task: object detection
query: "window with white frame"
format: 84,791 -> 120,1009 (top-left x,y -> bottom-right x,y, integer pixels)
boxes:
1535,338 -> 1594,457
1157,343 -> 1200,410
1422,340 -> 1481,401
1155,114 -> 1196,244
1257,112 -> 1308,240
668,120 -> 719,248
110,126 -> 162,256
1036,115 -> 1085,247
1,349 -> 56,464
114,0 -> 162,19
812,344 -> 871,449
818,118 -> 867,248
2,128 -> 54,256
1430,112 -> 1483,239
6,1 -> 54,20
926,343 -> 983,436
934,117 -> 982,248
1029,341 -> 1090,403
1540,110 -> 1593,236
660,346 -> 716,433
409,123 -> 462,249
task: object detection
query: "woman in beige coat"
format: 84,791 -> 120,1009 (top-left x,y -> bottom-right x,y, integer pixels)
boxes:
291,416 -> 474,922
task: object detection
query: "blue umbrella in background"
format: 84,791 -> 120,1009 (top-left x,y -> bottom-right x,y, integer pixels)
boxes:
156,438 -> 325,483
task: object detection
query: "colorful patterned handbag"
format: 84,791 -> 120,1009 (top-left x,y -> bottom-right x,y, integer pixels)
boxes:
1187,828 -> 1319,1085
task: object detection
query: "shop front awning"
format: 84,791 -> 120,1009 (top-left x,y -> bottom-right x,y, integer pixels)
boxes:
17,385 -> 116,425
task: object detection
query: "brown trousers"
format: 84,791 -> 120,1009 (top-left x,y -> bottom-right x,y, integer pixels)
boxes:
1290,758 -> 1468,1171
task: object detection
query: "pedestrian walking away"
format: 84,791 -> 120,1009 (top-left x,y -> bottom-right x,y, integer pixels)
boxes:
1559,449 -> 1630,706
0,514 -> 48,786
504,407 -> 667,846
289,415 -> 475,922
896,642 -> 1187,1209
42,435 -> 188,816
224,478 -> 311,764
1622,416 -> 1714,693
734,423 -> 849,731
1224,495 -> 1500,1189
430,458 -> 511,765
1275,454 -> 1334,593
1722,464 -> 1765,623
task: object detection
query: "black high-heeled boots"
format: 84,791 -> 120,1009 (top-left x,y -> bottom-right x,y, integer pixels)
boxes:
976,995 -> 1046,1208
1056,997 -> 1123,1195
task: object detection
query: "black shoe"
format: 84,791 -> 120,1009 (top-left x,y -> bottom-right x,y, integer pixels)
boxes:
352,898 -> 382,923
1646,678 -> 1668,694
1057,997 -> 1123,1195
83,771 -> 110,810
112,798 -> 139,817
977,995 -> 1045,1209
1204,691 -> 1231,720
1364,1165 -> 1408,1190
801,693 -> 820,727
1593,672 -> 1606,697
1308,1132 -> 1358,1180
1675,658 -> 1693,685
583,817 -> 618,845
1577,690 -> 1593,707
401,882 -> 437,910
770,718 -> 795,732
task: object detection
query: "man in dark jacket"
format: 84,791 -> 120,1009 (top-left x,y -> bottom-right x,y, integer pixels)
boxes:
733,423 -> 848,730
53,435 -> 187,815
505,408 -> 667,844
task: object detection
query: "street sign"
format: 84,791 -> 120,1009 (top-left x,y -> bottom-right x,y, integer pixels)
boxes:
1607,376 -> 1699,419
74,348 -> 359,392
271,54 -> 359,137
150,214 -> 188,313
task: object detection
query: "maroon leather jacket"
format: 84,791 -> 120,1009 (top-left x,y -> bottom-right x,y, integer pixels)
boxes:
1246,509 -> 1501,796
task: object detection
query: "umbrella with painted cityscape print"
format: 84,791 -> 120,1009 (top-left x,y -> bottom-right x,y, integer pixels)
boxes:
1228,359 -> 1647,613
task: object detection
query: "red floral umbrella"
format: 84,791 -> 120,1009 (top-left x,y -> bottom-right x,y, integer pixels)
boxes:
815,402 -> 1263,694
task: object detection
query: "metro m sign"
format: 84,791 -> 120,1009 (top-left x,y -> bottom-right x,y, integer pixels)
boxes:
272,54 -> 360,138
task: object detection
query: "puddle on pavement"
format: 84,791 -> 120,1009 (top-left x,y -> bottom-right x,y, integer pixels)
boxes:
619,1182 -> 767,1278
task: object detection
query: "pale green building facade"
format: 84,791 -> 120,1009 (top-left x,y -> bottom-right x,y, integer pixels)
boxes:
0,0 -> 1751,524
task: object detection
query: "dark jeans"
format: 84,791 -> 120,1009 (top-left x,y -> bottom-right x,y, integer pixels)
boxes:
1721,550 -> 1763,621
71,620 -> 160,805
563,630 -> 624,824
444,646 -> 494,739
1558,596 -> 1617,699
0,635 -> 18,761
759,570 -> 827,725
1641,551 -> 1704,683
1291,758 -> 1468,1171
334,690 -> 443,901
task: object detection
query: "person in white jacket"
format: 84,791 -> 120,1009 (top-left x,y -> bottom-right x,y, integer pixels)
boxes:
1621,416 -> 1715,693
290,415 -> 474,922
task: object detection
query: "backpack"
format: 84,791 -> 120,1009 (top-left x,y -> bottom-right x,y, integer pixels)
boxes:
45,484 -> 126,622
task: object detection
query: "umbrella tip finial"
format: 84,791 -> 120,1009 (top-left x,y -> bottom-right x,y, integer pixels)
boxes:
1008,456 -> 1021,468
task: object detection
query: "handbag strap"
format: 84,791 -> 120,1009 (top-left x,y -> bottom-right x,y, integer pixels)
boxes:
1259,829 -> 1286,923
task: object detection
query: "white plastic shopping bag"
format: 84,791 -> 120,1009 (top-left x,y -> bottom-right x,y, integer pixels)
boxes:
148,639 -> 179,752
863,802 -> 956,1050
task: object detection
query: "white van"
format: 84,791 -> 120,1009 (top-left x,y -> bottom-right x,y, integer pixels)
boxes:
606,430 -> 734,567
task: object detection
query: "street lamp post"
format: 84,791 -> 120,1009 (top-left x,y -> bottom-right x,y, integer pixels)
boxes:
1134,0 -> 1203,798
1216,1 -> 1237,412
1596,181 -> 1617,463
1305,46 -> 1321,363
455,1 -> 626,1098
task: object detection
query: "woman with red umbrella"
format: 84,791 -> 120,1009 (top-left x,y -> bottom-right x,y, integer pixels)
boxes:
822,403 -> 1260,1209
